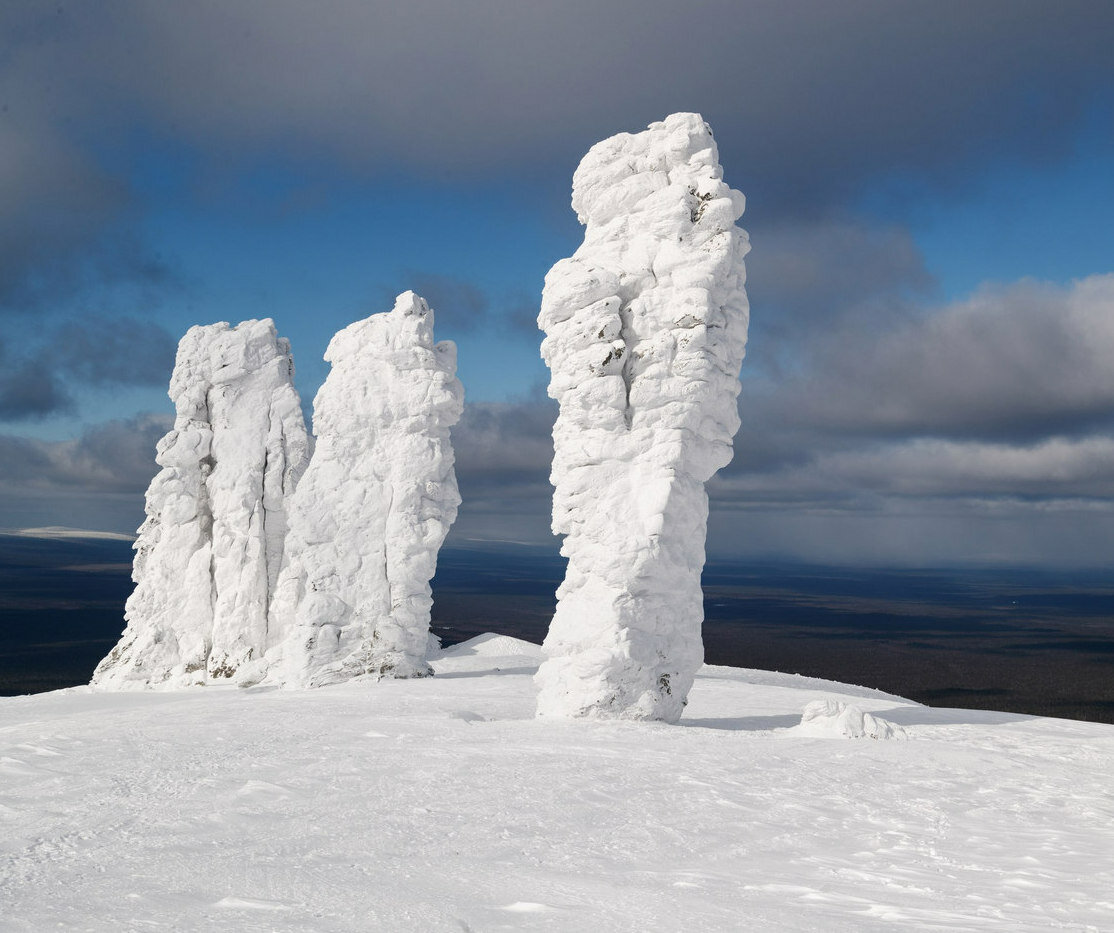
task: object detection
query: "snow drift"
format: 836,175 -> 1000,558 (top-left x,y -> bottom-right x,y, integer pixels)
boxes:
92,319 -> 309,689
535,112 -> 751,721
268,292 -> 463,686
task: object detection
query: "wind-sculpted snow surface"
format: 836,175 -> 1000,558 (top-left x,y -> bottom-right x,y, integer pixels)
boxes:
10,644 -> 1114,931
92,320 -> 310,689
535,113 -> 750,722
269,292 -> 462,687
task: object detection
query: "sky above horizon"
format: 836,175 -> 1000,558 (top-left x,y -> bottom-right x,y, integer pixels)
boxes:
2,1 -> 1113,567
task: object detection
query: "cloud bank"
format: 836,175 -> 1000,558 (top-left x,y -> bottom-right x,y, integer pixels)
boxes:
3,0 -> 1112,310
1,2 -> 1111,564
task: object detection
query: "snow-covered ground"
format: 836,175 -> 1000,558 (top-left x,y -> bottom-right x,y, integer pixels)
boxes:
2,634 -> 1111,931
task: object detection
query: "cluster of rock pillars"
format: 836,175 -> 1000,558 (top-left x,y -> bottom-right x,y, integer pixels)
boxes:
92,113 -> 751,723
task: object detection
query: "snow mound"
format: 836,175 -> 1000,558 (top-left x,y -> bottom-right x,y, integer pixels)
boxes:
433,634 -> 545,678
439,633 -> 544,660
791,699 -> 907,740
535,112 -> 750,722
710,666 -> 915,703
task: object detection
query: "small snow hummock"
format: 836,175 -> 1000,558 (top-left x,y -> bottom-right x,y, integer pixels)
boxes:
268,292 -> 463,687
791,700 -> 907,740
534,113 -> 750,722
91,320 -> 310,690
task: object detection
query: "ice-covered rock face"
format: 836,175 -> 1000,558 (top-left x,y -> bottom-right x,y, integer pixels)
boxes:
269,291 -> 463,687
92,320 -> 310,690
535,113 -> 750,722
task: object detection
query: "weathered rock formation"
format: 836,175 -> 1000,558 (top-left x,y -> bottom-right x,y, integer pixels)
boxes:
269,292 -> 463,686
92,319 -> 310,689
534,113 -> 750,721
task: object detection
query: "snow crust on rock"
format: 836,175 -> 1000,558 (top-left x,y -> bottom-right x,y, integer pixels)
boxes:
91,320 -> 309,689
535,113 -> 750,722
268,292 -> 463,687
791,699 -> 907,740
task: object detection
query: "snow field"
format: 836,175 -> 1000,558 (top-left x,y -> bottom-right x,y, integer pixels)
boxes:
3,635 -> 1112,932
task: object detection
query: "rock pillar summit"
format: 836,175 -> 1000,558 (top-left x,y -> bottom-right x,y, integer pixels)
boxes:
535,113 -> 751,722
269,292 -> 463,686
92,320 -> 310,689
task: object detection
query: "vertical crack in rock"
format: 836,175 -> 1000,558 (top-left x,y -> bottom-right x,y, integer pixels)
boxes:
91,320 -> 310,690
260,445 -> 271,605
618,301 -> 636,427
535,113 -> 750,722
268,291 -> 463,688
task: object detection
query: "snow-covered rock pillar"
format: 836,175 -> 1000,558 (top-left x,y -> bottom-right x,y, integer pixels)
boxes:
270,292 -> 463,687
535,113 -> 750,722
92,320 -> 310,689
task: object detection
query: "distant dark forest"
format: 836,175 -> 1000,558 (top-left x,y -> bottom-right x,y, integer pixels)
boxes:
2,535 -> 1111,723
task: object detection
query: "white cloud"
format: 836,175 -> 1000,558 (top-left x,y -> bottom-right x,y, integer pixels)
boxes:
760,274 -> 1114,438
0,413 -> 169,494
717,435 -> 1114,504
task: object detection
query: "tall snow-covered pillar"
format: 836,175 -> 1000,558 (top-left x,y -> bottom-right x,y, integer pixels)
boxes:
535,113 -> 750,722
270,291 -> 463,687
92,319 -> 310,689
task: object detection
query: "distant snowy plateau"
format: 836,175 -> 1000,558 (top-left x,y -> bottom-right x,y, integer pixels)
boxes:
2,634 -> 1111,931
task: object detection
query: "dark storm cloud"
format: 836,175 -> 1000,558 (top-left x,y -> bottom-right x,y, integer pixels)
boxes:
704,498 -> 1114,567
399,274 -> 489,333
0,7 -> 178,318
708,391 -> 1114,563
0,316 -> 177,421
829,436 -> 1114,501
0,353 -> 73,420
3,0 -> 1109,370
714,435 -> 1114,507
747,220 -> 933,333
0,111 -> 125,312
2,0 -> 1112,560
49,316 -> 177,387
0,412 -> 169,494
452,398 -> 555,486
383,274 -> 540,341
439,271 -> 1114,518
712,272 -> 1114,531
4,1 -> 1112,212
0,104 -> 177,316
762,275 -> 1114,442
502,294 -> 545,340
447,397 -> 556,545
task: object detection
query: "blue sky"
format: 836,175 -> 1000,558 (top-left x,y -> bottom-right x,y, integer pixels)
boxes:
2,1 -> 1113,566
864,111 -> 1114,298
